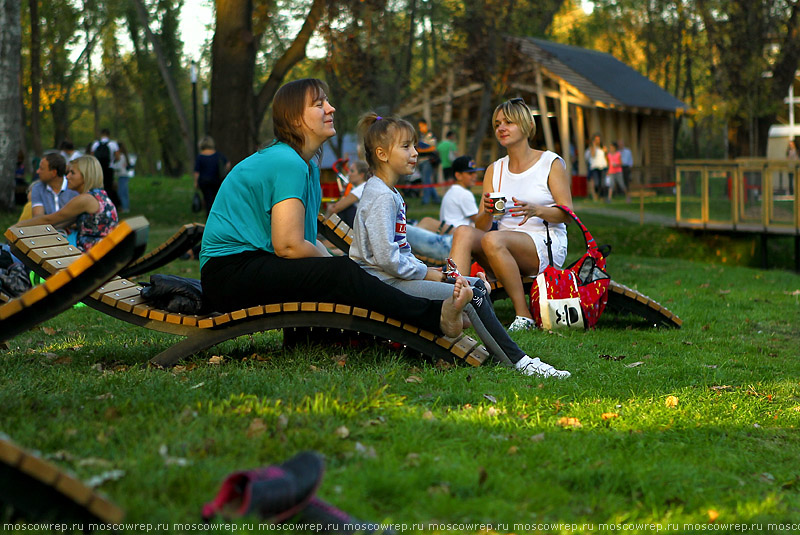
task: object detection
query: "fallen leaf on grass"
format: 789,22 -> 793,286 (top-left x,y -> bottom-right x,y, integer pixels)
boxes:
625,361 -> 644,368
718,289 -> 731,295
486,407 -> 500,417
557,417 -> 582,429
483,394 -> 497,404
427,483 -> 450,495
530,433 -> 545,442
208,355 -> 224,365
159,445 -> 190,467
247,418 -> 267,438
784,289 -> 800,296
78,458 -> 113,468
95,392 -> 113,400
665,396 -> 679,408
422,410 -> 435,421
334,426 -> 350,439
434,359 -> 453,370
332,354 -> 347,367
53,356 -> 72,365
599,354 -> 626,361
703,364 -> 718,368
405,453 -> 421,467
41,327 -> 57,335
710,385 -> 733,391
405,375 -> 423,383
189,382 -> 205,389
708,510 -> 719,523
601,413 -> 619,420
507,446 -> 518,455
85,469 -> 125,488
354,442 -> 376,459
276,414 -> 289,430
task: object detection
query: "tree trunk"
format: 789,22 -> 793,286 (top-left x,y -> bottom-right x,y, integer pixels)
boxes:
28,0 -> 41,157
212,0 -> 326,165
1,0 -> 22,211
131,0 -> 193,165
211,0 -> 256,165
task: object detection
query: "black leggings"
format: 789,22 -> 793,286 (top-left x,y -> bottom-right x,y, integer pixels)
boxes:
201,251 -> 444,334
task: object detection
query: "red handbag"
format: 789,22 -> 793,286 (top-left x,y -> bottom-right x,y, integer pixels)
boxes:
530,205 -> 610,329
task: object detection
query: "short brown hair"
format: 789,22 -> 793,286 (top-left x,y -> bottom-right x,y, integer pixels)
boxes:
43,153 -> 67,177
272,78 -> 329,157
357,113 -> 417,171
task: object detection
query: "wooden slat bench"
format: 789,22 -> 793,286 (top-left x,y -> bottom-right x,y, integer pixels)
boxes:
119,222 -> 204,278
0,436 -> 124,526
0,218 -> 149,343
6,223 -> 490,369
318,213 -> 682,328
318,213 -> 445,266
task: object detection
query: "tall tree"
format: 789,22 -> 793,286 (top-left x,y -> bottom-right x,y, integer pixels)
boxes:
27,0 -> 40,156
210,0 -> 326,165
454,0 -> 566,155
1,0 -> 22,210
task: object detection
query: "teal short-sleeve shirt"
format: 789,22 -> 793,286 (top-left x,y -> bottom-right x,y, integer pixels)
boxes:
199,142 -> 321,269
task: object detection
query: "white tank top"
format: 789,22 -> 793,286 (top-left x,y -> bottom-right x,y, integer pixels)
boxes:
491,151 -> 567,234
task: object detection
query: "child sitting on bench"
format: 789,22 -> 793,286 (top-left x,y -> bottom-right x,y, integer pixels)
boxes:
348,113 -> 570,378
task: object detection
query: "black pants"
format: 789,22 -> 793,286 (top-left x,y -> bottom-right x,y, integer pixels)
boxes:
102,166 -> 121,207
201,252 -> 444,334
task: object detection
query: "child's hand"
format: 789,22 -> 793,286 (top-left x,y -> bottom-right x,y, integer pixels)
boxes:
425,267 -> 445,282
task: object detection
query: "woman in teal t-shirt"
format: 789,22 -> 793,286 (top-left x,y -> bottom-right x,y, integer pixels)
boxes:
200,78 -> 471,337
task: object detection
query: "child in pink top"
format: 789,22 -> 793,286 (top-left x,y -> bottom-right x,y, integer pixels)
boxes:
605,142 -> 627,202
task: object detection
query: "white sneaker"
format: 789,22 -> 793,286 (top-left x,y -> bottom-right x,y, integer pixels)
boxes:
508,316 -> 535,332
515,355 -> 571,378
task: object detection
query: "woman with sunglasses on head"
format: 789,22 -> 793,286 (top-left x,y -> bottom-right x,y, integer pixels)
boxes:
200,78 -> 472,338
449,97 -> 573,332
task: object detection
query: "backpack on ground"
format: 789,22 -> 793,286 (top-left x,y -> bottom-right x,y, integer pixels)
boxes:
95,141 -> 111,170
530,205 -> 610,329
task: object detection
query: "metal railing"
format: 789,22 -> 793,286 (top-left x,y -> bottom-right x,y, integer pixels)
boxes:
675,159 -> 800,233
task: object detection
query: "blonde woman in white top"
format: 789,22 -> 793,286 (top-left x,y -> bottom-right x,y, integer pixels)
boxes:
450,98 -> 573,332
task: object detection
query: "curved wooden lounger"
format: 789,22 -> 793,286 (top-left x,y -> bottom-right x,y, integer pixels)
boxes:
7,223 -> 490,368
0,218 -> 149,343
0,436 -> 124,525
318,213 -> 445,266
119,222 -> 204,278
319,213 -> 682,328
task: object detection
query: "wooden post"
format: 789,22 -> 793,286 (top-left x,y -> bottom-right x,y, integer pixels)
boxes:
558,82 -> 571,173
423,87 -> 432,126
574,106 -> 586,175
441,70 -> 454,140
535,68 -> 554,151
459,106 -> 469,155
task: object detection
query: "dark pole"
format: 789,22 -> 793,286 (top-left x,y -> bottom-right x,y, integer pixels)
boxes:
191,60 -> 198,162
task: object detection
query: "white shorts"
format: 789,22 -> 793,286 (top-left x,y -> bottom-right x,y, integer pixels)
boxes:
501,226 -> 568,274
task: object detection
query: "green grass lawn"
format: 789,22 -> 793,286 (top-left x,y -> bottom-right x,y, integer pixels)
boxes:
1,176 -> 799,534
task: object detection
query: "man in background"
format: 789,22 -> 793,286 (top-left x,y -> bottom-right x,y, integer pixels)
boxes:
437,131 -> 458,181
91,128 -> 121,206
31,153 -> 78,218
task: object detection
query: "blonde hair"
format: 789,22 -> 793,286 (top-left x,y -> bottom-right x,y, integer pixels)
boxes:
69,155 -> 104,193
357,113 -> 417,171
493,98 -> 537,147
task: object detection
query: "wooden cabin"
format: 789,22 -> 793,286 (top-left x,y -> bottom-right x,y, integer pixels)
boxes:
397,36 -> 688,189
